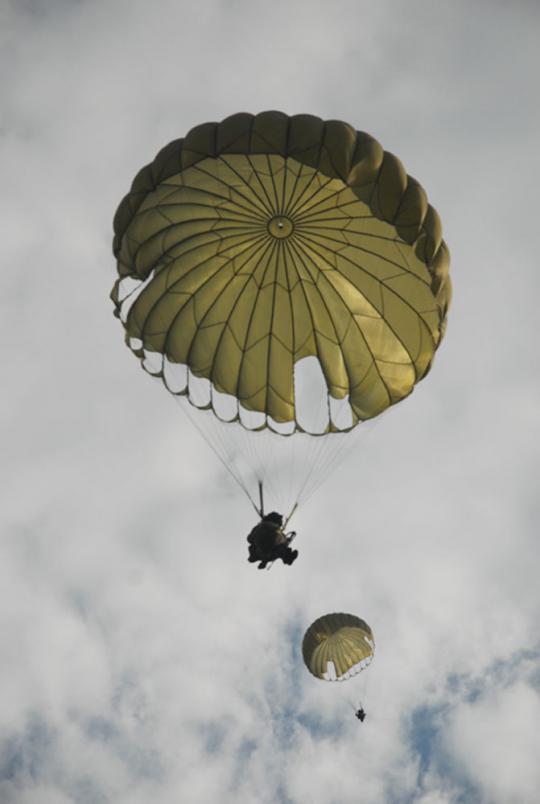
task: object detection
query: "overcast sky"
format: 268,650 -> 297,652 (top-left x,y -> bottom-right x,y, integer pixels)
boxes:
2,1 -> 540,802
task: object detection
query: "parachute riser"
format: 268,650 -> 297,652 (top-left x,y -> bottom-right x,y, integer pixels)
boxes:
283,501 -> 298,530
258,480 -> 264,518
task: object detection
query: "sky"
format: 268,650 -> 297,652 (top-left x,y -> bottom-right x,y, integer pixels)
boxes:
2,0 -> 540,802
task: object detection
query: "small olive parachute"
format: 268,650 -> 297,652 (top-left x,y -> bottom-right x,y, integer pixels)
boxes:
111,112 -> 450,512
302,613 -> 374,681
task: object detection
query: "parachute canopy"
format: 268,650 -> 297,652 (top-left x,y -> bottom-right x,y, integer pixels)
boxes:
302,612 -> 375,681
112,111 -> 450,436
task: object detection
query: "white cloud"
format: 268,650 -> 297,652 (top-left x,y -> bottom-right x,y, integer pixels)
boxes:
1,0 -> 539,801
443,681 -> 540,802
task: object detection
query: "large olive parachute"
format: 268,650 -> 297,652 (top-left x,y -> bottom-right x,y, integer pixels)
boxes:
112,111 -> 450,437
302,612 -> 374,681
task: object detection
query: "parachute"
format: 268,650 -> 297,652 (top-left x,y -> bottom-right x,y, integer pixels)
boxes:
111,112 -> 450,516
302,612 -> 374,681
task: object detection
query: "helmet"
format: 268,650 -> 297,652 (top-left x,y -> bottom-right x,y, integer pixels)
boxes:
263,512 -> 283,526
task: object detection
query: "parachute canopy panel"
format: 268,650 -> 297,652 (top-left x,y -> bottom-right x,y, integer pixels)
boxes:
112,111 -> 451,435
302,612 -> 375,681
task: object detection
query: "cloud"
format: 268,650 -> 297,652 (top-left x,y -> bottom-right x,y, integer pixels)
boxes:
443,680 -> 540,801
2,0 -> 539,802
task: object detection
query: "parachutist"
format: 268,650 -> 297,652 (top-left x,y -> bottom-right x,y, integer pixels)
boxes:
302,615 -> 374,714
355,708 -> 366,722
247,512 -> 298,569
